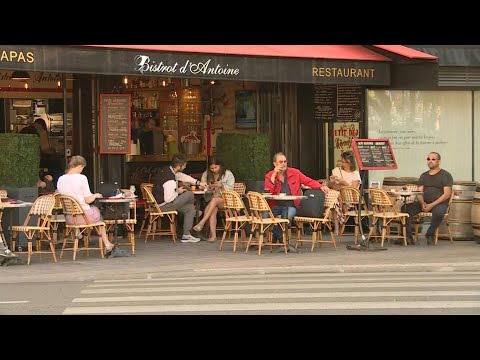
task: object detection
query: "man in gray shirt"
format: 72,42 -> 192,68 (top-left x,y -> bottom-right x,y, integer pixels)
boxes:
405,152 -> 453,245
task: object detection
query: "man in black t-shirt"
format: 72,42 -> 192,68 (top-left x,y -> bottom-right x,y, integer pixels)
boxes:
405,152 -> 453,245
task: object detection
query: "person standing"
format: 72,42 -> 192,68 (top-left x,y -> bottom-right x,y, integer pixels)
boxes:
264,152 -> 330,248
153,153 -> 201,243
405,152 -> 453,245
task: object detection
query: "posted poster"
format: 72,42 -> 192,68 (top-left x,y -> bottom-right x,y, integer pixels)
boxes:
332,122 -> 359,168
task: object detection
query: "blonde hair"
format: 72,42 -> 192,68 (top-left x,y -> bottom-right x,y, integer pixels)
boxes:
66,155 -> 87,172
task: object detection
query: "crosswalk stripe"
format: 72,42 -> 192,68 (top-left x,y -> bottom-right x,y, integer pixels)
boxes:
86,275 -> 480,287
92,271 -> 480,283
0,301 -> 29,304
63,300 -> 480,314
72,290 -> 480,303
81,281 -> 480,294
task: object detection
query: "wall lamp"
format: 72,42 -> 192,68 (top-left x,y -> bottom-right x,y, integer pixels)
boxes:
11,70 -> 31,80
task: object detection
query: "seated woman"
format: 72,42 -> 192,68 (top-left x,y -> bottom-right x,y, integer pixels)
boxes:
192,157 -> 235,242
328,150 -> 361,234
56,155 -> 114,252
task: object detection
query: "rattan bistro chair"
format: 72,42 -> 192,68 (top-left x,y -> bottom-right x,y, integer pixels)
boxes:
11,194 -> 56,265
139,183 -> 154,235
368,188 -> 409,247
294,189 -> 339,252
104,198 -> 137,255
219,189 -> 251,252
59,195 -> 107,260
339,186 -> 373,244
414,190 -> 454,245
245,191 -> 289,255
142,185 -> 178,243
49,192 -> 66,244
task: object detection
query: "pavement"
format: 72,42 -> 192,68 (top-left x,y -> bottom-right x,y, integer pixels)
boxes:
1,230 -> 480,284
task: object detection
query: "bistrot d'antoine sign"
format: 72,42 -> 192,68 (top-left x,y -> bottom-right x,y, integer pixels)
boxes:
0,46 -> 390,85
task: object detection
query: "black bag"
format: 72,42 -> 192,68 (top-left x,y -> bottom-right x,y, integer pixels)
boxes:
296,189 -> 326,218
96,183 -> 129,220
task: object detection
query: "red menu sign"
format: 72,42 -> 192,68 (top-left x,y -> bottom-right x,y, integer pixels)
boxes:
352,138 -> 398,170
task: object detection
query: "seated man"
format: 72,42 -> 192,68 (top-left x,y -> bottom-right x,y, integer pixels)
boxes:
404,152 -> 453,245
153,153 -> 201,243
264,152 -> 330,249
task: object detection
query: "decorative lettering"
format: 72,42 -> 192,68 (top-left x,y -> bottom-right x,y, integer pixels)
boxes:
134,55 -> 240,77
312,67 -> 375,78
0,50 -> 34,63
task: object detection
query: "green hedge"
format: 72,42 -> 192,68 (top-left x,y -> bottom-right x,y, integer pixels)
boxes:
216,133 -> 271,181
0,133 -> 40,187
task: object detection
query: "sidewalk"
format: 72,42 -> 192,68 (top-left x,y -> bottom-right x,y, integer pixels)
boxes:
1,233 -> 480,284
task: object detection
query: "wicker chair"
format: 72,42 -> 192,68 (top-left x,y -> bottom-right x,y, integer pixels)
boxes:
245,191 -> 289,255
368,188 -> 409,247
138,183 -> 154,235
414,191 -> 454,245
50,192 -> 66,244
10,194 -> 56,265
142,185 -> 178,243
59,195 -> 107,260
294,189 -> 339,252
339,186 -> 373,244
219,189 -> 251,252
103,198 -> 137,255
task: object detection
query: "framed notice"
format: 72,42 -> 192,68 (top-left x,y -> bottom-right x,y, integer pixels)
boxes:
235,90 -> 257,128
352,138 -> 398,170
99,94 -> 131,154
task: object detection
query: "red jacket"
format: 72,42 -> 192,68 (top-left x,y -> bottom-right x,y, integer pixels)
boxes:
264,167 -> 323,208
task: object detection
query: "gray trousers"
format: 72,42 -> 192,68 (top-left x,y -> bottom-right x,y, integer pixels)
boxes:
160,191 -> 195,236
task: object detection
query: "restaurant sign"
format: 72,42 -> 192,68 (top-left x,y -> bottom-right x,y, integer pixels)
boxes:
0,45 -> 390,85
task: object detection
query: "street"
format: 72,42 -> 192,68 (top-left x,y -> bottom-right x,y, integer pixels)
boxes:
1,270 -> 480,315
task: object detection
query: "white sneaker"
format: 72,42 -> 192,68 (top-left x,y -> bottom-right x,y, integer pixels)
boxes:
180,234 -> 201,243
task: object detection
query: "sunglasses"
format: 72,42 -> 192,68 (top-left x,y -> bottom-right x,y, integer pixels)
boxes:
427,158 -> 438,161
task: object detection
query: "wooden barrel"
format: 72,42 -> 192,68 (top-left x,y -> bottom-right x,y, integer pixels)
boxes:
472,183 -> 480,244
438,181 -> 476,240
382,177 -> 419,211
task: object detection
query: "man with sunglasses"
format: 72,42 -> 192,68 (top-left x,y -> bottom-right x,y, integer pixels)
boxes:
264,152 -> 330,250
404,152 -> 453,245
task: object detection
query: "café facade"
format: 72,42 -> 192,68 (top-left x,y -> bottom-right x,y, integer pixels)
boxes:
1,44 -> 450,189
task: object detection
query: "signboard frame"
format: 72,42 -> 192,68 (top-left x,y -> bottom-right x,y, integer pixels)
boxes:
352,138 -> 398,170
99,94 -> 131,154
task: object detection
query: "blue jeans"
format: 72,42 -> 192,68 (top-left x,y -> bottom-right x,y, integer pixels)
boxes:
269,206 -> 296,241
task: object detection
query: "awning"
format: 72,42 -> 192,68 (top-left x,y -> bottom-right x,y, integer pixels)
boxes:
372,45 -> 438,60
82,45 -> 393,62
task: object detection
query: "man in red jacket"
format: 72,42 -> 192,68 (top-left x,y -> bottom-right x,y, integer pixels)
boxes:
264,152 -> 329,250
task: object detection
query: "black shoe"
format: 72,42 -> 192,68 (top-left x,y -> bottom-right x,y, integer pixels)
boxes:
426,236 -> 434,245
407,237 -> 415,245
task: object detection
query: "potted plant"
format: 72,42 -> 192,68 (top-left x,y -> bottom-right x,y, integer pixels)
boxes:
0,133 -> 40,249
216,133 -> 271,192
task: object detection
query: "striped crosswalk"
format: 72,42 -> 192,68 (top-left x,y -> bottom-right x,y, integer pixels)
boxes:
63,271 -> 480,314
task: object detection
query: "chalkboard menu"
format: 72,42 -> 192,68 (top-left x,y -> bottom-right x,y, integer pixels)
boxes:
99,94 -> 131,154
352,138 -> 398,170
313,85 -> 363,122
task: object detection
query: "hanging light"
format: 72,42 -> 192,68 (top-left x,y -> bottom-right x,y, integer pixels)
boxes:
11,70 -> 31,80
123,75 -> 128,86
24,83 -> 29,89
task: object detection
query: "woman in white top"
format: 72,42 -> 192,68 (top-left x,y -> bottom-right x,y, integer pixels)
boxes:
329,150 -> 361,189
56,155 -> 114,252
192,157 -> 235,242
328,151 -> 361,234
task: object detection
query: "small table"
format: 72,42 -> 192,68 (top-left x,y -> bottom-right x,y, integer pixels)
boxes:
98,197 -> 136,257
387,190 -> 423,213
0,201 -> 33,264
261,194 -> 307,247
192,190 -> 205,223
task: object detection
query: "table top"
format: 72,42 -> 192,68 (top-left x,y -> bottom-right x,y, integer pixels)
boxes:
262,194 -> 307,200
98,197 -> 137,203
386,190 -> 423,196
0,201 -> 33,208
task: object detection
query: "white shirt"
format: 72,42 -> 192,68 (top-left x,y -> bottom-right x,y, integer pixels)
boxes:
331,167 -> 361,186
57,173 -> 93,210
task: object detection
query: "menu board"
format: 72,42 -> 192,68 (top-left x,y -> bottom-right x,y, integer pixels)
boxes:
313,85 -> 363,122
352,138 -> 398,170
99,94 -> 131,154
314,85 -> 336,121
